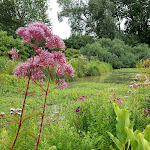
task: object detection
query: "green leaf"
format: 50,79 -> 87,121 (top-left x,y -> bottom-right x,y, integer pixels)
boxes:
137,133 -> 150,150
144,125 -> 150,143
0,140 -> 10,149
107,132 -> 123,150
22,111 -> 42,123
125,127 -> 139,149
49,145 -> 56,150
41,136 -> 54,141
22,130 -> 37,140
112,103 -> 131,144
6,116 -> 19,124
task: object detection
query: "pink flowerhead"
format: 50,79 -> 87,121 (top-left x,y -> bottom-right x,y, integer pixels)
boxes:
8,48 -> 19,59
144,110 -> 147,113
46,35 -> 66,50
119,100 -> 123,105
117,97 -> 120,101
79,97 -> 83,100
112,94 -> 116,99
82,95 -> 86,98
98,94 -> 101,97
16,22 -> 53,44
54,79 -> 67,90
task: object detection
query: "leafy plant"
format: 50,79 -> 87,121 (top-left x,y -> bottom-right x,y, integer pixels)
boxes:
108,103 -> 150,150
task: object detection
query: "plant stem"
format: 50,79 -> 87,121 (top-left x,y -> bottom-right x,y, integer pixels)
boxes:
11,47 -> 37,150
35,74 -> 51,150
10,77 -> 30,150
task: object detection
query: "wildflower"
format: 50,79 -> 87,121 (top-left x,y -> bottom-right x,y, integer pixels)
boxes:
127,90 -> 132,93
8,48 -> 19,60
117,97 -> 120,101
79,97 -> 83,100
139,110 -> 141,112
124,96 -> 128,101
144,110 -> 147,113
76,109 -> 79,112
112,94 -> 116,99
82,95 -> 86,98
119,100 -> 123,105
0,112 -> 5,117
98,94 -> 101,96
129,85 -> 133,88
133,84 -> 139,89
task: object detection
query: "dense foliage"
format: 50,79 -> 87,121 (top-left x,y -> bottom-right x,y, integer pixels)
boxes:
0,0 -> 50,37
57,0 -> 150,46
0,68 -> 149,149
81,38 -> 150,69
0,31 -> 34,60
64,34 -> 95,49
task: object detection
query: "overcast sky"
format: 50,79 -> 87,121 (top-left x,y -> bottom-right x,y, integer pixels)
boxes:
47,0 -> 71,39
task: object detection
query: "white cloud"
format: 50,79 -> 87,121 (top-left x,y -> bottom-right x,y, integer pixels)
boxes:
47,0 -> 71,39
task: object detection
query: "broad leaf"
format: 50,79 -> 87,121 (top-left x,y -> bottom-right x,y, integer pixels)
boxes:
107,132 -> 123,150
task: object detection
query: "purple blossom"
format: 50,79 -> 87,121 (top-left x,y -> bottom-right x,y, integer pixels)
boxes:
79,97 -> 83,100
82,95 -> 86,98
144,110 -> 147,113
76,109 -> 79,112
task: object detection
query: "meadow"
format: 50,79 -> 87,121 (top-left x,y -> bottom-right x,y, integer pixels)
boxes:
0,66 -> 149,150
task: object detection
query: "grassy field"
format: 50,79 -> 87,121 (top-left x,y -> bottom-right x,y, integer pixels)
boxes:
0,68 -> 150,150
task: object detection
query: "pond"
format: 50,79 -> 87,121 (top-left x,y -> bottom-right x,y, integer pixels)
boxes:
67,68 -> 139,88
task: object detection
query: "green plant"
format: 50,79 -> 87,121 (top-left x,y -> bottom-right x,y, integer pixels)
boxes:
108,103 -> 150,150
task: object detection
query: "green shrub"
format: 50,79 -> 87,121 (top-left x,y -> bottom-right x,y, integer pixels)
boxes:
68,56 -> 112,79
64,34 -> 95,49
65,48 -> 81,61
0,31 -> 32,60
81,38 -> 138,69
0,57 -> 19,74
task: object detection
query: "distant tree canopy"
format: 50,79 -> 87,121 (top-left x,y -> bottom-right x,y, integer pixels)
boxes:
57,0 -> 150,45
63,34 -> 95,49
57,0 -> 119,40
0,0 -> 50,37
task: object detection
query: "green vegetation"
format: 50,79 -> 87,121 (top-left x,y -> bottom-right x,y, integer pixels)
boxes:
0,67 -> 149,149
81,38 -> 150,69
0,31 -> 33,60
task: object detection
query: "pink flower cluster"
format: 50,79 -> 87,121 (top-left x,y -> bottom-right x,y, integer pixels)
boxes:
54,79 -> 67,89
79,95 -> 86,100
16,22 -> 65,50
8,48 -> 19,59
8,22 -> 74,87
112,94 -> 123,105
14,49 -> 74,83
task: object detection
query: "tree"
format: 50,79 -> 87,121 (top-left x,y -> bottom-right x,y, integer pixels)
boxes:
112,0 -> 150,45
64,34 -> 95,49
0,0 -> 50,37
57,0 -> 119,39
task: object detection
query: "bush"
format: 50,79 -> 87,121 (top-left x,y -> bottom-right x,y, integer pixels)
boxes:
81,38 -> 138,69
68,56 -> 112,79
64,34 -> 95,49
65,48 -> 81,61
0,31 -> 32,60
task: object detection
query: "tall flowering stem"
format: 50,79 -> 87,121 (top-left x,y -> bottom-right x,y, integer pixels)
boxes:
8,22 -> 74,150
11,77 -> 30,150
36,73 -> 51,150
